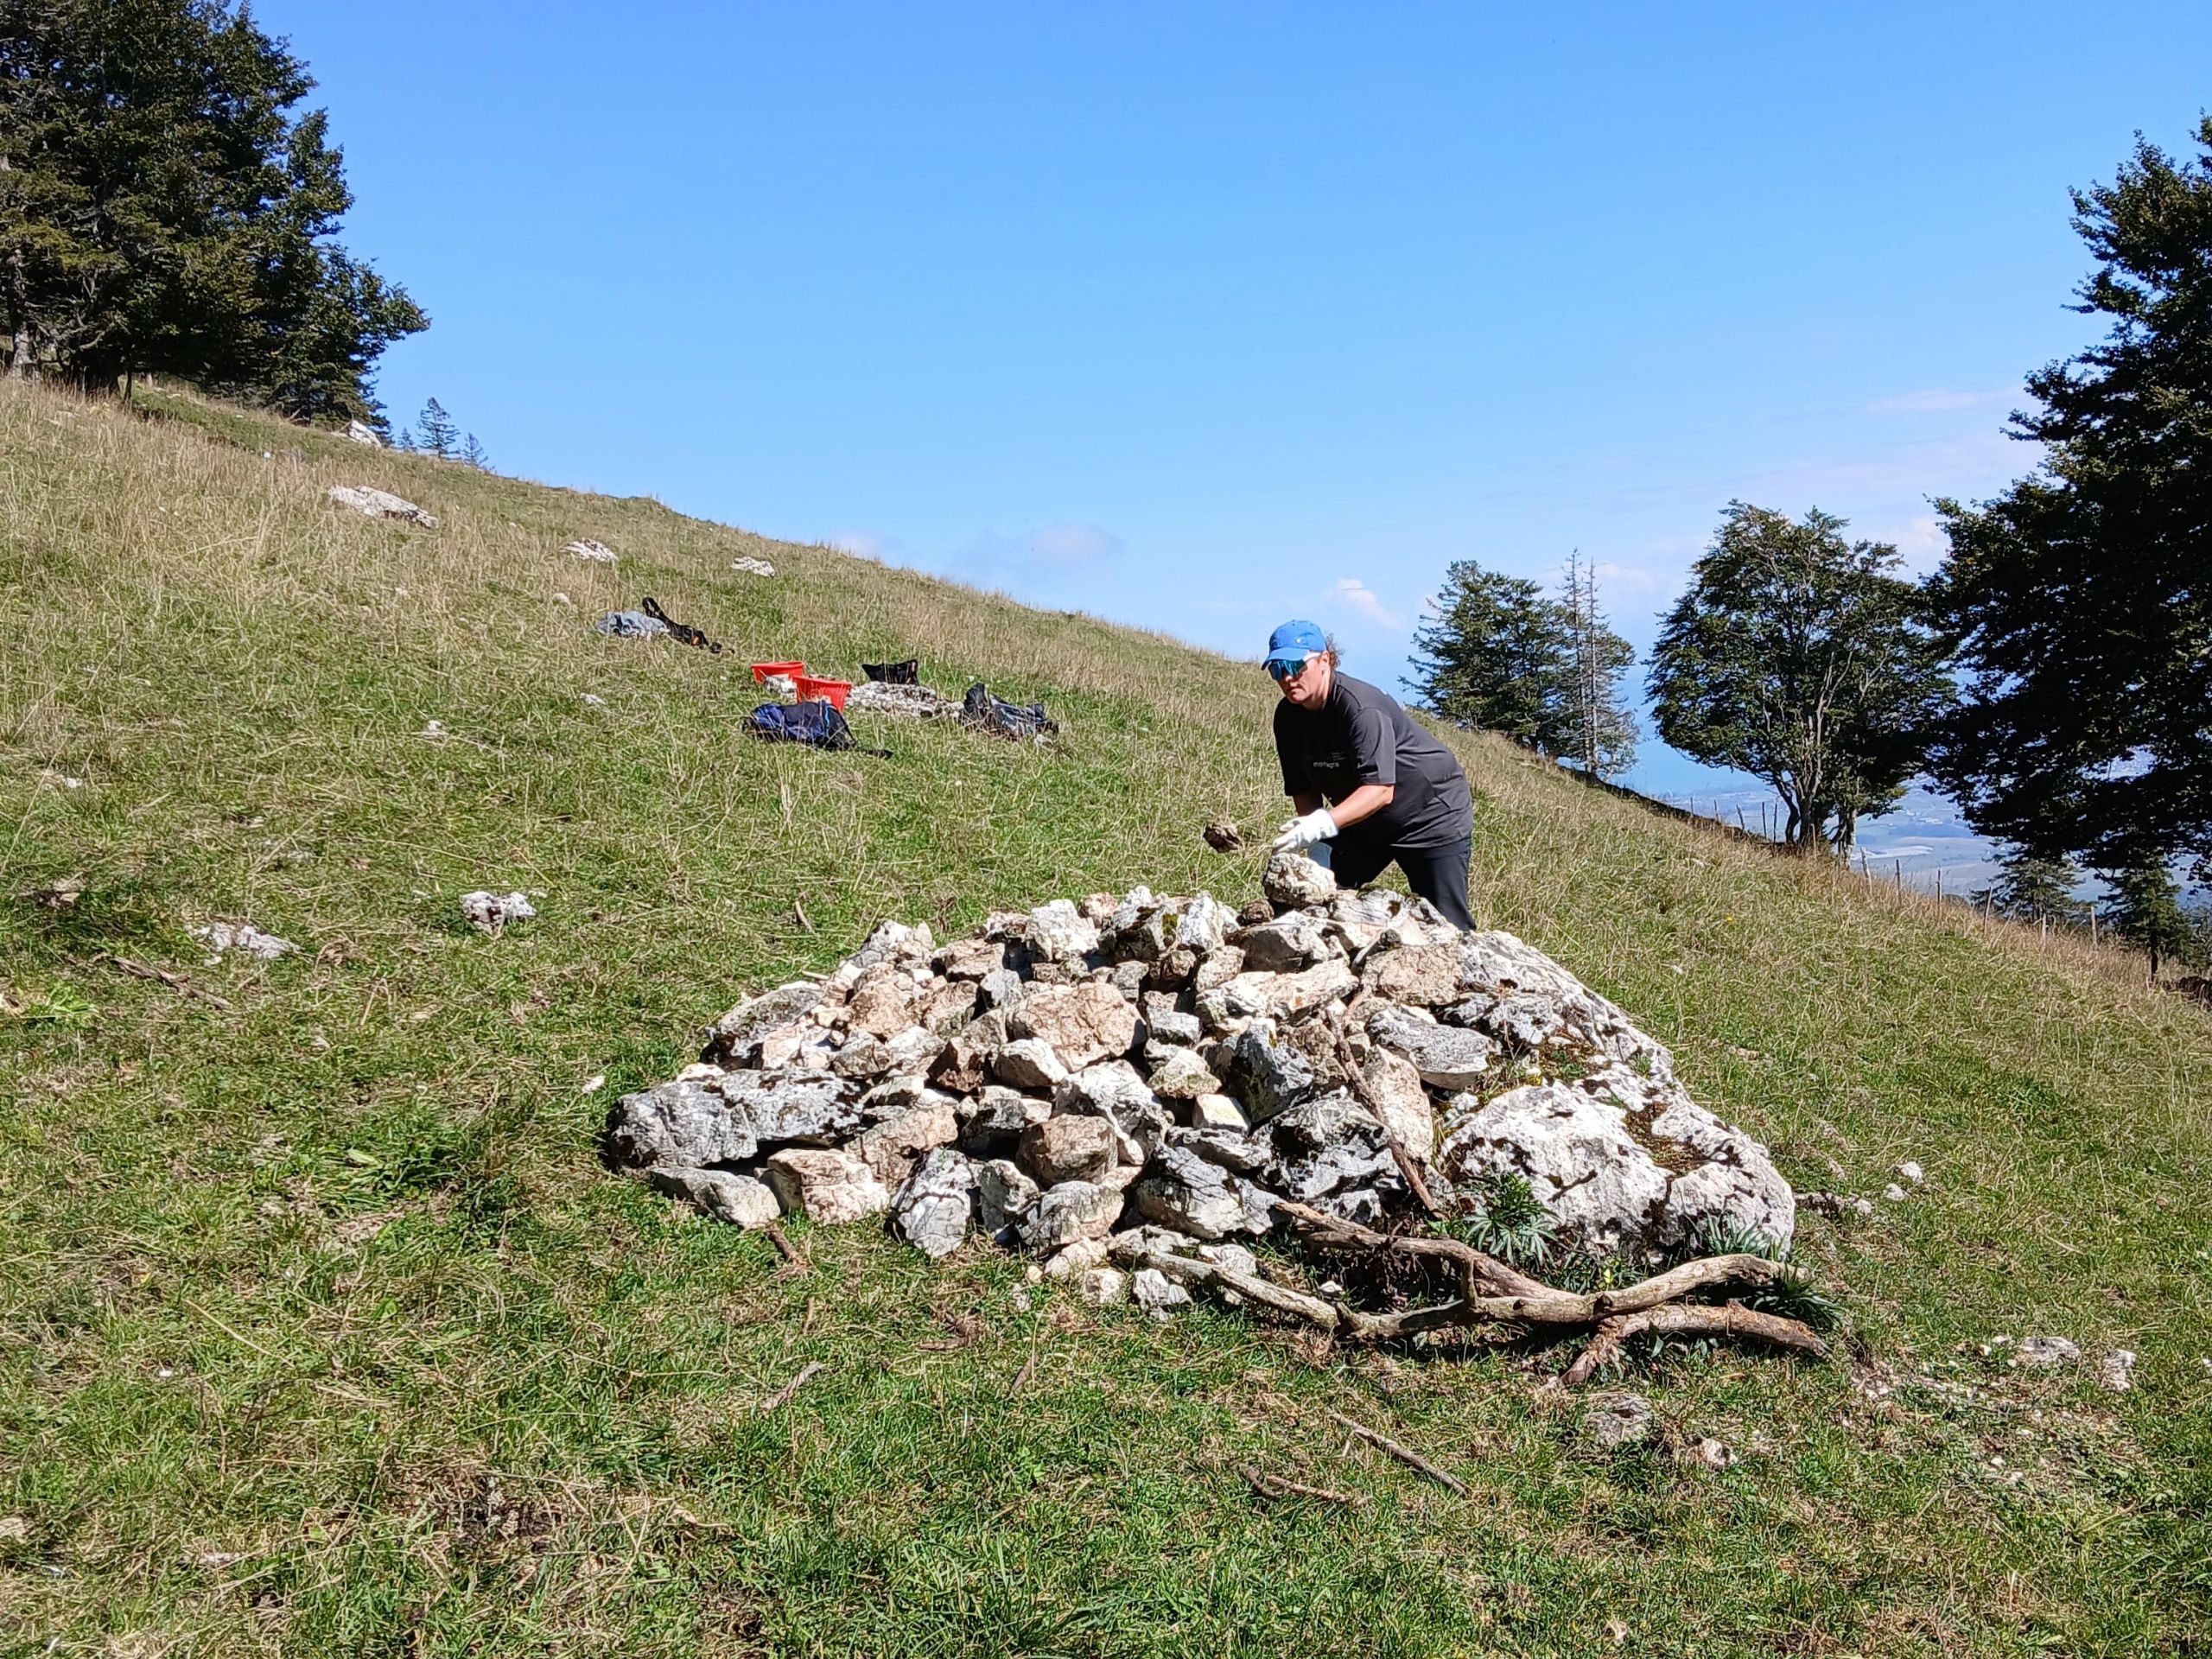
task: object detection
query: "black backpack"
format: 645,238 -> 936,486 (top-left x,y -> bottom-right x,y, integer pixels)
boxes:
962,681 -> 1058,740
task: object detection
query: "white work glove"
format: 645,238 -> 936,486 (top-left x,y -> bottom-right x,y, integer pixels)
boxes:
1271,808 -> 1338,857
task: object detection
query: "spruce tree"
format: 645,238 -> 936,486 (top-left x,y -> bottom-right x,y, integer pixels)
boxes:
1407,561 -> 1573,747
1557,553 -> 1638,779
1971,848 -> 2086,925
0,0 -> 424,416
2101,861 -> 2199,982
461,432 -> 488,470
415,397 -> 457,460
1930,119 -> 2212,882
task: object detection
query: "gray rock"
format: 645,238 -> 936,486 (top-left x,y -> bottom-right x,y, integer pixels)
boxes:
1262,852 -> 1335,907
1054,1062 -> 1171,1163
976,1159 -> 1039,1240
1198,1241 -> 1259,1278
1132,1267 -> 1192,1315
1586,1392 -> 1656,1449
1435,1083 -> 1669,1258
1262,1093 -> 1397,1210
646,1166 -> 781,1229
2099,1349 -> 2136,1392
1480,993 -> 1566,1051
564,537 -> 617,562
1221,1020 -> 1323,1123
959,1084 -> 1053,1149
1147,1009 -> 1204,1046
612,1079 -> 756,1168
1189,1093 -> 1250,1132
891,1148 -> 976,1258
1108,1224 -> 1198,1262
1147,1046 -> 1219,1101
993,1037 -> 1070,1090
1170,893 -> 1236,956
1363,942 -> 1463,1006
1042,1237 -> 1110,1280
1019,1115 -> 1117,1185
1020,1179 -> 1125,1249
1236,912 -> 1332,971
1008,981 -> 1140,1070
721,1071 -> 862,1147
1368,1003 -> 1497,1090
327,484 -> 438,527
1357,1045 -> 1437,1160
1026,899 -> 1101,963
1165,1122 -> 1272,1177
1129,1144 -> 1274,1240
459,890 -> 536,931
763,1148 -> 891,1224
1109,960 -> 1149,1002
976,967 -> 1028,1012
1220,960 -> 1357,1020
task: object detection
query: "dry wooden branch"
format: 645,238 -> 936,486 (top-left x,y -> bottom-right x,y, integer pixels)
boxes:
1326,1012 -> 1442,1217
762,1222 -> 805,1268
760,1361 -> 826,1411
1211,1202 -> 1828,1380
1239,1464 -> 1360,1505
1132,1249 -> 1340,1329
1009,1349 -> 1039,1395
1559,1300 -> 1831,1386
106,953 -> 233,1011
1321,1408 -> 1468,1495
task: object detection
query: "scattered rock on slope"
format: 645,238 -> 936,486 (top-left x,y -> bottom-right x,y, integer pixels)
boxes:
327,485 -> 437,527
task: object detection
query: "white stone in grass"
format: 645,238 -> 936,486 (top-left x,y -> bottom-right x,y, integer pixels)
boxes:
1895,1160 -> 1925,1185
1584,1392 -> 1655,1449
1882,1183 -> 1909,1203
189,920 -> 297,962
730,556 -> 776,576
2099,1350 -> 2137,1393
344,420 -> 382,447
564,538 -> 618,563
460,890 -> 536,932
2014,1335 -> 2081,1370
648,1166 -> 781,1229
327,485 -> 437,527
1077,1267 -> 1128,1306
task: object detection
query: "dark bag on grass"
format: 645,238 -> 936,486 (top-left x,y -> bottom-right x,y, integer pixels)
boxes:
747,700 -> 855,750
862,658 -> 919,683
962,681 -> 1058,741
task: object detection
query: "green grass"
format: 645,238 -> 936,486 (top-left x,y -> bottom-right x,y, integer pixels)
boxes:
3,379 -> 2209,1656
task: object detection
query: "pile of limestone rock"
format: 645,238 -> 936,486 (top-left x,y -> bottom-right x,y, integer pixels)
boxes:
610,855 -> 1794,1309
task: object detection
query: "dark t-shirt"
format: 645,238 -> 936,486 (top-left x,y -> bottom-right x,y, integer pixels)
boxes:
1273,672 -> 1473,852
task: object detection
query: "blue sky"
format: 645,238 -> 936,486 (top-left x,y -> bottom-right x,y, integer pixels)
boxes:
262,1 -> 2209,844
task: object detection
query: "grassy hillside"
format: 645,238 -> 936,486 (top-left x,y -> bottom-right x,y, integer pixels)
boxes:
3,380 -> 2208,1658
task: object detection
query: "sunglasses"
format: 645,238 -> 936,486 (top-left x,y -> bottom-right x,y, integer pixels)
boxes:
1267,653 -> 1316,682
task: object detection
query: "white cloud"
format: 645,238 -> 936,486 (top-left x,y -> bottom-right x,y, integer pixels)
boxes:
1329,577 -> 1402,629
1889,514 -> 1949,571
828,529 -> 888,560
1592,560 -> 1661,594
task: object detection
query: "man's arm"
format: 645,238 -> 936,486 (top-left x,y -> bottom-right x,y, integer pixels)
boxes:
1323,781 -> 1396,830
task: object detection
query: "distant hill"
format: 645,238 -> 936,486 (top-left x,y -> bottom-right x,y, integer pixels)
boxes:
3,379 -> 2207,1656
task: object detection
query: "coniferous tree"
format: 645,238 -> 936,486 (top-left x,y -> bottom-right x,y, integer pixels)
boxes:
1647,503 -> 1953,850
1970,848 -> 2087,925
0,0 -> 424,416
1557,552 -> 1638,779
415,397 -> 457,459
1407,561 -> 1573,746
461,432 -> 488,470
1929,118 -> 2212,883
2101,861 -> 2200,982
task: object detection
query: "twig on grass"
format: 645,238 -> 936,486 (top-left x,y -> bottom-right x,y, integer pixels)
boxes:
105,954 -> 233,1011
1557,1300 -> 1830,1387
1321,1407 -> 1469,1496
763,1222 -> 806,1269
1009,1348 -> 1039,1395
1239,1464 -> 1362,1506
760,1361 -> 827,1412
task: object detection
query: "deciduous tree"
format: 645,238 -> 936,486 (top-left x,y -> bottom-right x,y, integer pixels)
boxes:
1647,503 -> 1952,850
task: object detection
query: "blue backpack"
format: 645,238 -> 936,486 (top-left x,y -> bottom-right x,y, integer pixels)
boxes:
747,700 -> 855,750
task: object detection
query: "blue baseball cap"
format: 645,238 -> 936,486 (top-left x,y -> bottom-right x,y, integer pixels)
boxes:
1264,620 -> 1327,669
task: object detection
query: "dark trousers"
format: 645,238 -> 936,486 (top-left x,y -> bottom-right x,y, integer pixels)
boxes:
1328,835 -> 1476,931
